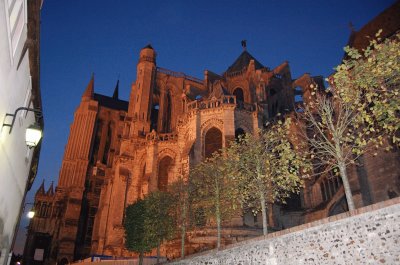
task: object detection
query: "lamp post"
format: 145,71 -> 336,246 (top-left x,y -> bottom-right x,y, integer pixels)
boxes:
2,107 -> 43,148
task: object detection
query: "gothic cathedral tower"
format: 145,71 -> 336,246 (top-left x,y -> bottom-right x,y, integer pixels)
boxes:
128,45 -> 156,136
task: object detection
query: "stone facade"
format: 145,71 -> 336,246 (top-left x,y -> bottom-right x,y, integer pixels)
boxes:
169,198 -> 400,265
24,3 -> 400,262
24,44 -> 323,264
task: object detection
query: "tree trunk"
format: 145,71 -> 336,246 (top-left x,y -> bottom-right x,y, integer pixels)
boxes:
215,175 -> 221,249
338,161 -> 355,211
139,251 -> 143,265
157,243 -> 160,264
181,222 -> 186,258
181,194 -> 187,258
260,190 -> 268,236
216,207 -> 221,249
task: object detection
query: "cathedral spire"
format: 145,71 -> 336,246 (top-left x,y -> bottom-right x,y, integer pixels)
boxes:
46,181 -> 54,196
82,73 -> 94,100
36,180 -> 45,196
112,79 -> 119,99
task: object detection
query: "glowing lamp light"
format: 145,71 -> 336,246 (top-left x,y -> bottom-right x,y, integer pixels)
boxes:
25,123 -> 42,148
2,107 -> 43,148
27,209 -> 35,219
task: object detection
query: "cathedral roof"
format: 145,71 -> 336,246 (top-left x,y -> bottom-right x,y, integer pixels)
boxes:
143,44 -> 154,50
94,93 -> 128,111
225,50 -> 264,74
347,1 -> 400,52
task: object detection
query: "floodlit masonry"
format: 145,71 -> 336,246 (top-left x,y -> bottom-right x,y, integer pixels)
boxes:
24,3 -> 400,262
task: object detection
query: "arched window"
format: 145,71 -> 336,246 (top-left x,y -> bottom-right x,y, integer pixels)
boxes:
40,202 -> 47,217
204,127 -> 222,158
102,123 -> 112,165
138,163 -> 147,198
233,87 -> 244,103
91,121 -> 103,163
59,258 -> 69,265
162,90 -> 172,133
158,156 -> 173,191
150,104 -> 159,131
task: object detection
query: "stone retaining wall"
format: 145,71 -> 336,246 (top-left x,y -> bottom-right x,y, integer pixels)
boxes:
169,198 -> 400,264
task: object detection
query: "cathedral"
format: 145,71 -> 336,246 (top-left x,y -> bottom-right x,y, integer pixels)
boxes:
24,16 -> 400,263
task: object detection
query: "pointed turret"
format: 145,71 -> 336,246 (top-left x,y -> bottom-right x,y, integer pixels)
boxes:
46,181 -> 54,196
82,74 -> 94,100
36,180 -> 45,196
112,80 -> 119,99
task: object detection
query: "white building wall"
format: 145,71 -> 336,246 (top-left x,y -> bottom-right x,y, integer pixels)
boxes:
0,1 -> 38,265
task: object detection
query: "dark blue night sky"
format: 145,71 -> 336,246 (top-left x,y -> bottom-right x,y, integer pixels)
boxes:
14,0 -> 395,254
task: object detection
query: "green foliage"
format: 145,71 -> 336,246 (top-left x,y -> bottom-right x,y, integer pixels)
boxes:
297,32 -> 400,211
168,177 -> 190,230
124,199 -> 157,254
334,32 -> 400,146
190,151 -> 239,248
144,191 -> 175,245
124,191 -> 175,261
227,118 -> 309,216
168,177 -> 191,258
190,152 -> 239,221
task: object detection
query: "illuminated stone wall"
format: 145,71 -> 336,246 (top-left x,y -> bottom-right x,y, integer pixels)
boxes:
170,198 -> 400,265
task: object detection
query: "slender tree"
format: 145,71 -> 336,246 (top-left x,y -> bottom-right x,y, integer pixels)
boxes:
297,32 -> 400,211
168,177 -> 191,258
190,151 -> 239,249
227,118 -> 310,235
298,92 -> 366,211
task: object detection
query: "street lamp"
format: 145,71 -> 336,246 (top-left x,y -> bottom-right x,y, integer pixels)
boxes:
25,123 -> 42,148
2,107 -> 43,148
27,209 -> 35,219
24,202 -> 36,219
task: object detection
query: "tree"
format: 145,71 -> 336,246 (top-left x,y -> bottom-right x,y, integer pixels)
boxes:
144,191 -> 175,264
190,151 -> 239,249
334,31 -> 400,146
298,91 -> 365,211
124,199 -> 157,265
297,32 -> 400,211
124,192 -> 175,265
168,176 -> 191,258
227,118 -> 309,235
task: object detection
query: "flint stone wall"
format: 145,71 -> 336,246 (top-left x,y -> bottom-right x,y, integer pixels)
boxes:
170,198 -> 400,265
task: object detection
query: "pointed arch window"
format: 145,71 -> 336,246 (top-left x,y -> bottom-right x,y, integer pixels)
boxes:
204,127 -> 222,158
102,123 -> 112,164
162,90 -> 173,133
233,87 -> 244,103
158,157 -> 173,191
